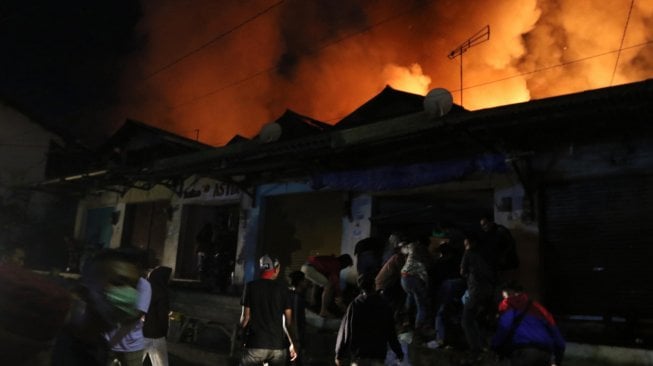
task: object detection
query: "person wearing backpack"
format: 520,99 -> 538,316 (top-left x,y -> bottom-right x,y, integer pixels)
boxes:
491,282 -> 565,366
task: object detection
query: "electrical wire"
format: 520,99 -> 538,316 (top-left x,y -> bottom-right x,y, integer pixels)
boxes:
610,0 -> 635,86
144,0 -> 285,80
17,1 -> 653,138
455,40 -> 653,94
170,0 -> 436,110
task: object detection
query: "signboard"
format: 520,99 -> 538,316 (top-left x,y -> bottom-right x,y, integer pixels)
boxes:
181,179 -> 240,202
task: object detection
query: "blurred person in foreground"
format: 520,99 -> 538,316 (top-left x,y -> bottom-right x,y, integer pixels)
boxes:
335,273 -> 404,366
104,248 -> 152,366
491,281 -> 565,366
0,263 -> 71,366
240,255 -> 297,366
143,266 -> 173,366
51,249 -> 143,366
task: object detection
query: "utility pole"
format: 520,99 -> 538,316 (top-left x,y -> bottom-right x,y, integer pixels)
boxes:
447,25 -> 490,108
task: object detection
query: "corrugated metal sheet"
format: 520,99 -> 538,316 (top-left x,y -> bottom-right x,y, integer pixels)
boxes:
542,175 -> 653,318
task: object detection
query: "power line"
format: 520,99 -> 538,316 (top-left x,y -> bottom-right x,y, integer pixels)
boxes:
170,0 -> 437,111
45,1 -> 652,132
611,0 -> 635,86
454,40 -> 653,94
144,0 -> 285,80
45,1 -> 288,126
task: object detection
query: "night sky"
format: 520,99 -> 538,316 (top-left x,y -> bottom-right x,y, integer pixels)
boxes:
0,0 -> 142,142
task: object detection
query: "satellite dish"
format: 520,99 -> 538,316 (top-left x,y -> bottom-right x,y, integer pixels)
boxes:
423,88 -> 453,118
258,122 -> 282,143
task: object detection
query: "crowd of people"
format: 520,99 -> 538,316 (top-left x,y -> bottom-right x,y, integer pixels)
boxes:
238,218 -> 564,366
332,215 -> 565,366
0,214 -> 565,366
247,215 -> 562,366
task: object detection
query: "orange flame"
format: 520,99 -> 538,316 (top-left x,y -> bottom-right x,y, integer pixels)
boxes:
113,0 -> 653,146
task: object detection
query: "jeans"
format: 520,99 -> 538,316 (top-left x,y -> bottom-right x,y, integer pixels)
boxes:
241,348 -> 287,366
143,337 -> 168,366
400,275 -> 428,328
461,286 -> 493,354
434,278 -> 465,342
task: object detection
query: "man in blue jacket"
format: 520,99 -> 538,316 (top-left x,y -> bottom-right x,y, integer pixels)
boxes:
491,282 -> 565,366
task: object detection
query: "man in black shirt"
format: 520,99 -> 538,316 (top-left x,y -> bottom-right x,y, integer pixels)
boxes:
240,255 -> 297,366
335,274 -> 403,366
460,232 -> 496,365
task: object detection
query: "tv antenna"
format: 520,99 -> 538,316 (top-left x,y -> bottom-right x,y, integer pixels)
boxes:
447,25 -> 490,107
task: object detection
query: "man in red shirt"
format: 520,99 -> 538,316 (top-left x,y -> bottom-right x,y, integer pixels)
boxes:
301,254 -> 353,317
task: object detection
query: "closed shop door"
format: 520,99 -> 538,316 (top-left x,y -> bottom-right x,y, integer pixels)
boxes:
84,207 -> 115,249
542,175 -> 653,318
121,201 -> 169,264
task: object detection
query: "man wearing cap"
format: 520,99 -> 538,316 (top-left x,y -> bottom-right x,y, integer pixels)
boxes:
240,255 -> 297,366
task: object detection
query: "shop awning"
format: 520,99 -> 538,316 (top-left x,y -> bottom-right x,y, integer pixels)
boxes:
311,153 -> 507,191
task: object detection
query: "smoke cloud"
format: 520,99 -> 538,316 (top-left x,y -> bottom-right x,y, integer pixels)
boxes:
112,0 -> 653,146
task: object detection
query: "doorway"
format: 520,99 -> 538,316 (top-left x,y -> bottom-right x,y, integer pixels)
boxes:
176,204 -> 240,290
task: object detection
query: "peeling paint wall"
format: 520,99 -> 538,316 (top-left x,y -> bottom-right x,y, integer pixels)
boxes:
75,175 -> 242,277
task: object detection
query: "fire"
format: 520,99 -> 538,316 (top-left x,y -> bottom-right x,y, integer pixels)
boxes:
383,63 -> 431,95
114,0 -> 653,146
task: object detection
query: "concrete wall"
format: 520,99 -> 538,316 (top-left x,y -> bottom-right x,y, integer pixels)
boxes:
0,101 -> 70,268
76,176 -> 242,276
0,102 -> 61,189
340,193 -> 372,285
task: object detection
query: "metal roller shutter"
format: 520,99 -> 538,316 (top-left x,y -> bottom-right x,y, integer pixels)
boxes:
542,175 -> 653,318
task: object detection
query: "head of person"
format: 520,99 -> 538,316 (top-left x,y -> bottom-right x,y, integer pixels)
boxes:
357,273 -> 376,295
148,266 -> 172,288
259,255 -> 280,279
387,232 -> 401,248
337,254 -> 353,269
83,249 -> 142,323
431,229 -> 450,243
288,270 -> 307,291
500,280 -> 525,299
480,214 -> 496,232
388,231 -> 406,252
429,229 -> 450,255
1,244 -> 26,267
397,239 -> 417,255
463,231 -> 480,251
